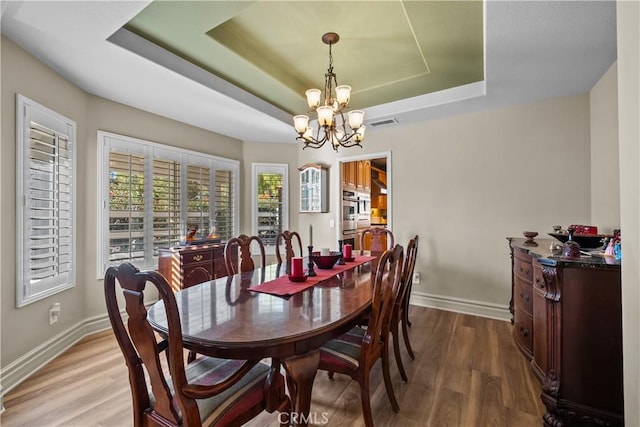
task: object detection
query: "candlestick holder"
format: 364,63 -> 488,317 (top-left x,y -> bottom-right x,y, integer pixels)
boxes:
337,240 -> 345,265
306,245 -> 317,277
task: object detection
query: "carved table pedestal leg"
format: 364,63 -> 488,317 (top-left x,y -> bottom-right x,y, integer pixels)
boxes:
282,350 -> 320,427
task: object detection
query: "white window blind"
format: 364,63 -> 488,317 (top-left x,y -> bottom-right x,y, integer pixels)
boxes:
108,151 -> 145,264
214,167 -> 236,241
16,95 -> 76,307
152,157 -> 181,251
186,164 -> 211,239
98,131 -> 239,276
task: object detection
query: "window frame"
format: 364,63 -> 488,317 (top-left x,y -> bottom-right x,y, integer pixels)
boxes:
97,131 -> 239,278
16,94 -> 77,307
251,163 -> 289,255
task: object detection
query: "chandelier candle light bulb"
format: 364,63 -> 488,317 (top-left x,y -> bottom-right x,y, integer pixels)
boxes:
293,32 -> 365,151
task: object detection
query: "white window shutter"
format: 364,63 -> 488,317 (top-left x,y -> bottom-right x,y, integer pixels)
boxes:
97,131 -> 239,277
16,95 -> 76,306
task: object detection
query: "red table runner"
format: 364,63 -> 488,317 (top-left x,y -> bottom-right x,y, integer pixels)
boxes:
249,255 -> 376,297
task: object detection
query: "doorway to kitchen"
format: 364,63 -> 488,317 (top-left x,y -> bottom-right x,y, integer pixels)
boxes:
337,151 -> 391,251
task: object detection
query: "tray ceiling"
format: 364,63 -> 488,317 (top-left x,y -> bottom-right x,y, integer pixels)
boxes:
122,0 -> 484,116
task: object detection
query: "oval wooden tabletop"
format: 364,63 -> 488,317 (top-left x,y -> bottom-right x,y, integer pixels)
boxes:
147,262 -> 374,360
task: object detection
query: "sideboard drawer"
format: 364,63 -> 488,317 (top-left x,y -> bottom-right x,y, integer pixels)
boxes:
514,256 -> 533,282
181,250 -> 213,265
515,278 -> 533,315
513,309 -> 533,357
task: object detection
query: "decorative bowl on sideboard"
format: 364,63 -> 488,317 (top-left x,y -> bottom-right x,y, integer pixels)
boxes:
548,232 -> 610,249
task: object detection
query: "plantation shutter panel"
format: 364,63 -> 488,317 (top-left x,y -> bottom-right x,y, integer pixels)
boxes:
183,164 -> 210,240
214,167 -> 236,240
17,95 -> 76,306
152,157 -> 181,250
107,151 -> 146,266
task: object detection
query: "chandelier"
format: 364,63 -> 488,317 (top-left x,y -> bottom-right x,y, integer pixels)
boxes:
293,32 -> 365,151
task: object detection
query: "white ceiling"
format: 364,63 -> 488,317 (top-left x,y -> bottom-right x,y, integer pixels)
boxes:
1,1 -> 617,144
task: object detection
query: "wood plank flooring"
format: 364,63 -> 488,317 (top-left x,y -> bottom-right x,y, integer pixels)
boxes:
1,307 -> 545,426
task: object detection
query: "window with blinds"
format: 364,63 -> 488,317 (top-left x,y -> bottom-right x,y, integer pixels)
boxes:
108,151 -> 145,264
252,163 -> 288,251
214,168 -> 236,241
186,165 -> 210,240
98,131 -> 239,275
16,95 -> 76,307
152,158 -> 181,251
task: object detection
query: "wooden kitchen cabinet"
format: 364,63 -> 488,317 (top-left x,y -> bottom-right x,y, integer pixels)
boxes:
157,242 -> 234,291
342,160 -> 371,192
507,237 -> 623,426
342,161 -> 356,190
356,160 -> 371,192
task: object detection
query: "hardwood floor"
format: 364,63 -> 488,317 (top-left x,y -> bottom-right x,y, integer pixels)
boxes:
1,307 -> 545,426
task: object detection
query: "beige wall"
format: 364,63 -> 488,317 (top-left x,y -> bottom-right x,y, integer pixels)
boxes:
617,1 -> 640,424
0,36 -> 243,366
590,62 -> 620,233
299,95 -> 593,310
1,37 -> 89,365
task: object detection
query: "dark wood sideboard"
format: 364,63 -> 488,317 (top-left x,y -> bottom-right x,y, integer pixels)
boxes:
508,238 -> 623,427
157,242 -> 235,291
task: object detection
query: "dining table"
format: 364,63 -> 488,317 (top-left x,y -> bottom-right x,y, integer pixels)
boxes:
147,253 -> 378,426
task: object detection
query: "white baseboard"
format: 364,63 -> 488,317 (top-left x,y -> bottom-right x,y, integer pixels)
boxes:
1,314 -> 112,397
410,291 -> 511,322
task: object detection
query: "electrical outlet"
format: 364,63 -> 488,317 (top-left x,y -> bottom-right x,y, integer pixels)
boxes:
412,272 -> 420,284
329,219 -> 335,228
49,303 -> 61,325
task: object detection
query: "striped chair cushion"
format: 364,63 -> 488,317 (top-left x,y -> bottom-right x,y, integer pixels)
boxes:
159,357 -> 271,425
320,326 -> 367,369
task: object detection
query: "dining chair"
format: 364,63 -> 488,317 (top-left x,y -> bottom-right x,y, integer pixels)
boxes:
318,244 -> 404,427
390,235 -> 419,382
224,234 -> 266,276
275,230 -> 303,267
359,227 -> 395,254
104,262 -> 290,427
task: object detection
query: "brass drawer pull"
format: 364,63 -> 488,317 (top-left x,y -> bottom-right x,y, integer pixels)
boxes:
193,254 -> 203,262
519,292 -> 530,302
519,326 -> 529,337
535,277 -> 545,288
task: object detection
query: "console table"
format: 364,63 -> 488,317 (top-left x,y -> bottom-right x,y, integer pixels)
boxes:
507,237 -> 622,426
157,242 -> 235,291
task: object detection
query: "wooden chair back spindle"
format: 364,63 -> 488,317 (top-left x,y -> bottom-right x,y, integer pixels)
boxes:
224,234 -> 267,276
